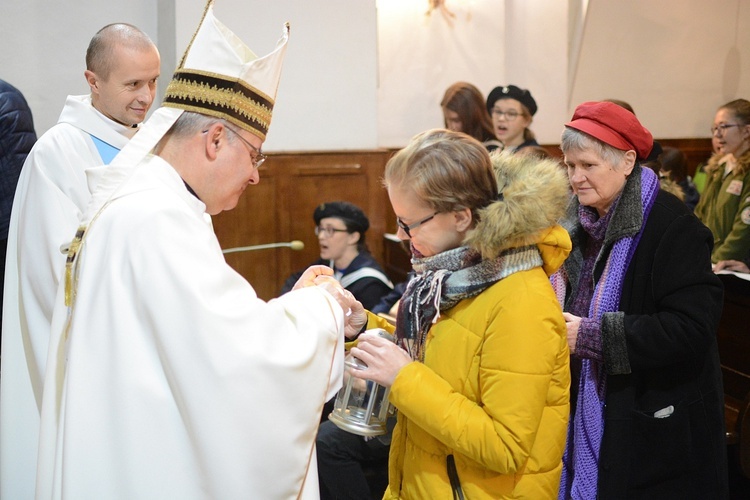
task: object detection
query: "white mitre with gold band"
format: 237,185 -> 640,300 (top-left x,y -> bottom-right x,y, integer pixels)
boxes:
163,0 -> 289,141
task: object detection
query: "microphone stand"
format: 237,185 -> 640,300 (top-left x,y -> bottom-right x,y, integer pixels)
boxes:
222,240 -> 304,254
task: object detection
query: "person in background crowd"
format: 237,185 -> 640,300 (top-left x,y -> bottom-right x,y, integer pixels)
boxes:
0,24 -> 159,500
441,81 -> 503,152
349,129 -> 572,498
281,201 -> 393,311
695,98 -> 750,263
0,79 -> 36,337
659,145 -> 700,210
692,137 -> 720,194
371,278 -> 409,319
637,147 -> 686,204
555,101 -> 727,498
601,98 -> 634,114
486,84 -> 539,153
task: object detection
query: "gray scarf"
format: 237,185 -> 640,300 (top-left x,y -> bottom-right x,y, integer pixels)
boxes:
396,245 -> 543,362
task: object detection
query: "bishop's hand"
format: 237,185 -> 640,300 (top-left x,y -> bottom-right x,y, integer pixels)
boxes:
292,265 -> 335,290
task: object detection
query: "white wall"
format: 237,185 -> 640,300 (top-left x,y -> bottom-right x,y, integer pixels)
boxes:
2,0 -> 749,150
1,0 -> 379,152
501,0 -> 569,145
376,0 -> 750,146
376,0 -> 508,147
570,0 -> 750,139
374,0 -> 569,147
173,1 -> 379,151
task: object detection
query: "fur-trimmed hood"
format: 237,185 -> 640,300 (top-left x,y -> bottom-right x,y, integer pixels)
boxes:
705,148 -> 750,176
464,150 -> 572,265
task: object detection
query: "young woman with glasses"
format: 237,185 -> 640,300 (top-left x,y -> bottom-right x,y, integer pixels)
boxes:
485,84 -> 539,154
347,129 -> 572,498
280,201 -> 393,311
695,98 -> 750,262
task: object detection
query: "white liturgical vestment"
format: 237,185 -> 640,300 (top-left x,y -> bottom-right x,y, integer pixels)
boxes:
0,95 -> 137,500
37,154 -> 345,499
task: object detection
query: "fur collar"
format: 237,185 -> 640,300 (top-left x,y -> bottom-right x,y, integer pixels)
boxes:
705,148 -> 750,176
465,150 -> 571,259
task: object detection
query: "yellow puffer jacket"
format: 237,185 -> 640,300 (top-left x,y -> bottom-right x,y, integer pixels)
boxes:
368,225 -> 571,499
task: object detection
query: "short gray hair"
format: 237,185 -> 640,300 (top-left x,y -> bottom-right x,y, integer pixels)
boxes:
160,112 -> 239,147
560,127 -> 627,167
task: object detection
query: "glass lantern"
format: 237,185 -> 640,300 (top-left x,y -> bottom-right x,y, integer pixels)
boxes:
328,328 -> 395,436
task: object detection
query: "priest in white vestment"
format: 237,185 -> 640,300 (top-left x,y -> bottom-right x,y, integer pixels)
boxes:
36,3 -> 362,498
0,25 -> 160,500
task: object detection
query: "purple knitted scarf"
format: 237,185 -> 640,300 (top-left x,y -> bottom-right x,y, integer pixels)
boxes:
558,166 -> 659,499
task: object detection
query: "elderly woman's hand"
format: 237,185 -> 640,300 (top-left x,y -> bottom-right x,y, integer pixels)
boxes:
563,312 -> 581,354
349,332 -> 412,387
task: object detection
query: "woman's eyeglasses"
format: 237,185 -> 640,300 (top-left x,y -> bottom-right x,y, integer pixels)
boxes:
315,226 -> 349,237
396,212 -> 438,237
491,108 -> 521,121
710,123 -> 742,136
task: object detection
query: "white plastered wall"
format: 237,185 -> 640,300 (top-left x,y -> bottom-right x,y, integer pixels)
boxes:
2,0 -> 749,150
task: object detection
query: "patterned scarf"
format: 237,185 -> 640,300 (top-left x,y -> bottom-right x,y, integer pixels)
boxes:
558,166 -> 660,499
395,244 -> 543,362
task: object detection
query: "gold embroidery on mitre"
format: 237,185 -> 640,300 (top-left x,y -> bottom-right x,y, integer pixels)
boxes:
164,73 -> 274,137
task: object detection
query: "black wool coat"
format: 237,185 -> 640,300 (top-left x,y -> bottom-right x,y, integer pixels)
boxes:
562,171 -> 728,499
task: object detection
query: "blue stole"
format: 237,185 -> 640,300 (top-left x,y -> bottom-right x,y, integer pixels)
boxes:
90,135 -> 120,165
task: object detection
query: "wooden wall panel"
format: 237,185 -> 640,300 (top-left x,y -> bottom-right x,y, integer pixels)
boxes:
213,150 -> 392,301
285,171 -> 368,277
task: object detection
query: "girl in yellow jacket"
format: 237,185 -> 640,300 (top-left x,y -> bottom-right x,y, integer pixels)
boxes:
350,129 -> 572,499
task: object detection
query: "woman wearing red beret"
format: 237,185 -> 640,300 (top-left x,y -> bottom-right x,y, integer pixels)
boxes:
554,101 -> 728,499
